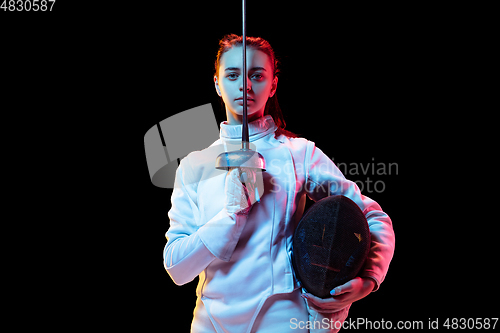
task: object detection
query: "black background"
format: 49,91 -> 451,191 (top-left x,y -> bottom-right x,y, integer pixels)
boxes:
2,1 -> 497,331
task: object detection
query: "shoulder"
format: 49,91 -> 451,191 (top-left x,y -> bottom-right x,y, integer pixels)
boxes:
181,139 -> 222,166
178,139 -> 226,184
277,134 -> 310,148
278,135 -> 316,159
278,135 -> 333,172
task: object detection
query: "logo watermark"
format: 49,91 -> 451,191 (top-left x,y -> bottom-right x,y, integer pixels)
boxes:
290,317 -> 499,330
290,317 -> 424,330
265,156 -> 398,195
332,157 -> 399,194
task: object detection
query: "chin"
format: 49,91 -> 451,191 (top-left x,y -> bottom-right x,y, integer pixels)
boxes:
233,106 -> 260,117
236,111 -> 260,117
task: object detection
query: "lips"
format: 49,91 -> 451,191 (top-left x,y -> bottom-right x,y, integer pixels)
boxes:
235,96 -> 254,101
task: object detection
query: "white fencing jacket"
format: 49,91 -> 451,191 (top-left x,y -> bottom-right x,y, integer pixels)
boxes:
164,115 -> 395,332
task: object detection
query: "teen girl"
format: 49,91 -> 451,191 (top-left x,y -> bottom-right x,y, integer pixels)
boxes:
164,34 -> 395,333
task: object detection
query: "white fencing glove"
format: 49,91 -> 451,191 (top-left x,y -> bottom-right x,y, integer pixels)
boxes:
224,167 -> 259,216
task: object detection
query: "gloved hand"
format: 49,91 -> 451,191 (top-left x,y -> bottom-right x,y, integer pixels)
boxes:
224,167 -> 259,216
302,277 -> 375,313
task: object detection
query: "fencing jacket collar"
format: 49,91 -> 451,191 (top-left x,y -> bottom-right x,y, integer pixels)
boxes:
219,115 -> 278,142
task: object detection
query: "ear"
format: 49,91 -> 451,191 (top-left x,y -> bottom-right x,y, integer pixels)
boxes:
214,75 -> 222,97
269,76 -> 278,97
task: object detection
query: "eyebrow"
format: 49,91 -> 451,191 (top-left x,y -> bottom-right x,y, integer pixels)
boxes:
224,67 -> 267,72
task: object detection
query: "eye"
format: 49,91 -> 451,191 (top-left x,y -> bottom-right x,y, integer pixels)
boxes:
251,73 -> 263,80
226,73 -> 239,80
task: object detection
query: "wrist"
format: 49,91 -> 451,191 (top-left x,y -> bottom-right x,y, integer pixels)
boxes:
361,277 -> 377,292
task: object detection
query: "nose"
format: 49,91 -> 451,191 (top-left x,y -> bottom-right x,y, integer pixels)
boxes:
239,75 -> 251,92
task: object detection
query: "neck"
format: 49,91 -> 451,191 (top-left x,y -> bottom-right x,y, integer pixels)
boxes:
225,106 -> 265,125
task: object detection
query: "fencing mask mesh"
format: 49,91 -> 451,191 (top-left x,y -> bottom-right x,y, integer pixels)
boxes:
292,195 -> 371,298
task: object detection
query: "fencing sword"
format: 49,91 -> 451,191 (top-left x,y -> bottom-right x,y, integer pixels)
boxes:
215,0 -> 266,199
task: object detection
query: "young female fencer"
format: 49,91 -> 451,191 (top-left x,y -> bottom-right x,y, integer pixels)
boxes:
163,34 -> 395,333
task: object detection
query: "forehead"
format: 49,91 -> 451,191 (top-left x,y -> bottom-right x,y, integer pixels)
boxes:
220,46 -> 272,70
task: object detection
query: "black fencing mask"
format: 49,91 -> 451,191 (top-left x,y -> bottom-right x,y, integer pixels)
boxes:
292,195 -> 371,298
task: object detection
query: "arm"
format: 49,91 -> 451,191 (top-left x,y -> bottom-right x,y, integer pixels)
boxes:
305,142 -> 395,290
164,161 -> 253,285
302,142 -> 395,313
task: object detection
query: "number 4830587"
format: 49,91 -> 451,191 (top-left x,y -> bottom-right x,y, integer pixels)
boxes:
1,0 -> 56,11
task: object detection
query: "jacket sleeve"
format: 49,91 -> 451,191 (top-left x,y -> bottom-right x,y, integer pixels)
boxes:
304,141 -> 395,291
163,158 -> 248,286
